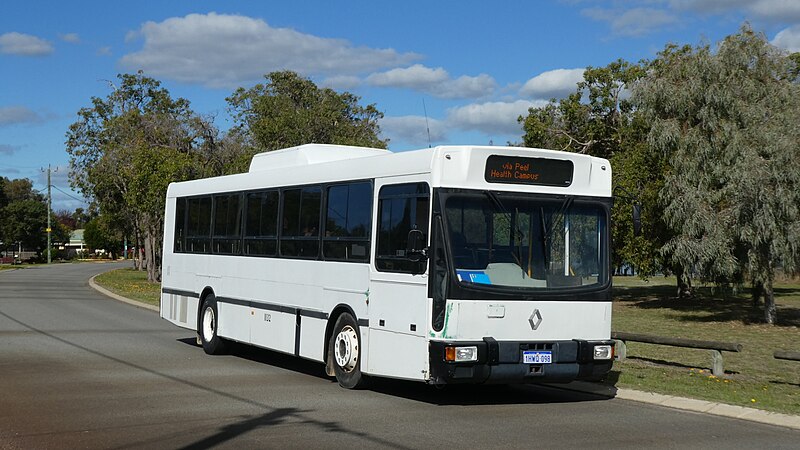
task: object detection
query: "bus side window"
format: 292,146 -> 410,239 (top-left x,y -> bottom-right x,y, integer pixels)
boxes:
244,190 -> 278,256
174,197 -> 186,253
280,186 -> 321,258
324,182 -> 372,262
376,182 -> 430,273
212,193 -> 242,255
186,196 -> 212,253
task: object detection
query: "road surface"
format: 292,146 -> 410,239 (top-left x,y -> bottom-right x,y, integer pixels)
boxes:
1,262 -> 797,449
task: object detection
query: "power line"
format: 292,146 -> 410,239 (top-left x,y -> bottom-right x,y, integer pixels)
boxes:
51,185 -> 87,204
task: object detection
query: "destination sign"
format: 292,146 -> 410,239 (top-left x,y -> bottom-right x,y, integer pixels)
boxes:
484,155 -> 573,187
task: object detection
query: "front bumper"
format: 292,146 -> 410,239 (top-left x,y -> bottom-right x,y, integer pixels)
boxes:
428,338 -> 614,385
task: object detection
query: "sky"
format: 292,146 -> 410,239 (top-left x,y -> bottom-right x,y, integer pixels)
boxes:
2,0 -> 800,211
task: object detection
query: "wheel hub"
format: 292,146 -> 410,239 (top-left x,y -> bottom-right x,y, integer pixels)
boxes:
202,306 -> 215,342
334,325 -> 359,372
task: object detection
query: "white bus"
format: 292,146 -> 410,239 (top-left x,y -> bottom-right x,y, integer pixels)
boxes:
161,144 -> 614,388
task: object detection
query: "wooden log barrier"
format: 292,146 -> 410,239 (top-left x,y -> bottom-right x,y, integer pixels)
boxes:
774,351 -> 800,362
611,331 -> 743,377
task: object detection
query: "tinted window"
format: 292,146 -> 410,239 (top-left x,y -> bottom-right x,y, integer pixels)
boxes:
186,196 -> 212,253
324,182 -> 372,262
244,190 -> 278,256
212,194 -> 242,254
174,197 -> 186,253
376,182 -> 429,273
281,187 -> 321,258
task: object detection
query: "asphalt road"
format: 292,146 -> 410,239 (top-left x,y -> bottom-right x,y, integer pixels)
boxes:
1,262 -> 798,449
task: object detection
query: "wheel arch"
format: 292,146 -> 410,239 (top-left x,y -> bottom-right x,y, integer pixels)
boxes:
324,304 -> 361,370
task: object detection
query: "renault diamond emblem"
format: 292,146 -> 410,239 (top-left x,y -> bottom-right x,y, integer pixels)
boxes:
529,309 -> 543,330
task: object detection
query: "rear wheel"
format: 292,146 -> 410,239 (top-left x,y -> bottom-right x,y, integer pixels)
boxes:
199,294 -> 227,355
329,313 -> 366,389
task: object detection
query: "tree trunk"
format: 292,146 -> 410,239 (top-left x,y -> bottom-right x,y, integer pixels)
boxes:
751,281 -> 763,308
675,265 -> 693,299
144,231 -> 155,282
764,278 -> 777,325
134,232 -> 144,271
142,219 -> 163,283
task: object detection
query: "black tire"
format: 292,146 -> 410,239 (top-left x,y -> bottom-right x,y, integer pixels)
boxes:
329,313 -> 366,389
199,294 -> 227,355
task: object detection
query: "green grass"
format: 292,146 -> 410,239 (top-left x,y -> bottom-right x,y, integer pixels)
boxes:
608,276 -> 800,415
94,268 -> 161,307
92,269 -> 800,415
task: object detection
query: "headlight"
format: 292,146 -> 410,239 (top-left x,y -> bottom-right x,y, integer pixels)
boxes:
445,345 -> 478,362
593,344 -> 613,360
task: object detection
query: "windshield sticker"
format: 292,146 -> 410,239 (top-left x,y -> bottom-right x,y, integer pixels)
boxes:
456,270 -> 492,285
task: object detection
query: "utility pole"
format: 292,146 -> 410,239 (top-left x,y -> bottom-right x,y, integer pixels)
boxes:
41,164 -> 57,264
47,164 -> 52,264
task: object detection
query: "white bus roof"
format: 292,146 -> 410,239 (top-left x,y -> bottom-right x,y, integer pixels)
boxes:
167,144 -> 611,198
249,144 -> 390,172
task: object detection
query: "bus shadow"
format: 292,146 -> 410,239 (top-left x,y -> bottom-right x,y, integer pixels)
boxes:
177,337 -> 332,381
366,378 -> 616,406
178,337 -> 617,406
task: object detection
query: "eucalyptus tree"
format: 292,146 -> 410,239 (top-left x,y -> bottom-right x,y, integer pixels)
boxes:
519,60 -> 671,283
66,72 -> 201,281
227,70 -> 388,152
635,28 -> 800,324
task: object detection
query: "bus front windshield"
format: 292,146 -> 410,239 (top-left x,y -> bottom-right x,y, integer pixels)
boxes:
443,192 -> 608,291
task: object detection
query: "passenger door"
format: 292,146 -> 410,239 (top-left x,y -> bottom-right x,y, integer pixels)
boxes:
367,178 -> 431,381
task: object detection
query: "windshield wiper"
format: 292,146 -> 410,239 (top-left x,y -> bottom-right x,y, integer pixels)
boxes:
542,196 -> 574,242
483,190 -> 528,278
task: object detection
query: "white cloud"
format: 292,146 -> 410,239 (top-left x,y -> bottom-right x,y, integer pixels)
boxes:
380,115 -> 447,147
368,64 -> 448,87
520,68 -> 584,100
446,100 -> 547,136
0,144 -> 18,155
772,25 -> 800,51
0,106 -> 43,126
582,7 -> 680,37
60,33 -> 80,44
366,64 -> 496,99
670,0 -> 800,22
320,75 -> 362,90
747,0 -> 800,21
669,0 -> 750,14
96,46 -> 112,56
0,32 -> 53,56
120,13 -> 421,88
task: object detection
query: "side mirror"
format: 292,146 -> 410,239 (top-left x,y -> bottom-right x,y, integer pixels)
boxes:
406,229 -> 428,262
633,204 -> 642,237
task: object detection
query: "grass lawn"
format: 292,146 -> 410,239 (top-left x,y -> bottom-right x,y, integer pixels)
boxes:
94,268 -> 161,307
609,276 -> 800,415
92,268 -> 800,415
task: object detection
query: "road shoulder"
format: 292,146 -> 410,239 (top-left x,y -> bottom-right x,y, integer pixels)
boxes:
89,273 -> 160,312
554,381 -> 800,430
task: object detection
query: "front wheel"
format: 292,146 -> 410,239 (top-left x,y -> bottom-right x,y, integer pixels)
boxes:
329,313 -> 366,389
199,294 -> 227,355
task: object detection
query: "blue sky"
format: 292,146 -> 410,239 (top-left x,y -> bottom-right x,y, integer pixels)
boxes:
2,0 -> 800,211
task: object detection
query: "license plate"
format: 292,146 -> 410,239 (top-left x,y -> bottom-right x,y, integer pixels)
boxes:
523,350 -> 552,364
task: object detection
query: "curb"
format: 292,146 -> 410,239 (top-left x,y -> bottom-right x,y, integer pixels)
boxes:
554,381 -> 800,431
88,274 -> 160,313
